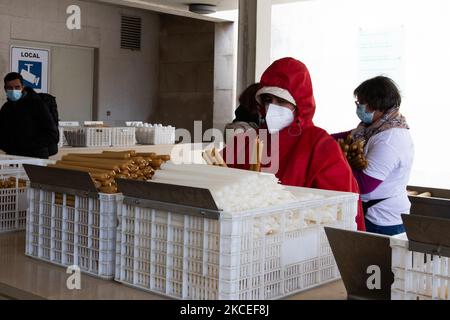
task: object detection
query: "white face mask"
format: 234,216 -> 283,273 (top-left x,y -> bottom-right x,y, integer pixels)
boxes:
265,103 -> 295,133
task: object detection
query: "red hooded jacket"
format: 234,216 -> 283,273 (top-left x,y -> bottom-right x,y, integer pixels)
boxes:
224,58 -> 365,231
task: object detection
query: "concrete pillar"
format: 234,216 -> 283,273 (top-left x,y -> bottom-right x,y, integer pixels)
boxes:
213,21 -> 238,131
236,0 -> 272,96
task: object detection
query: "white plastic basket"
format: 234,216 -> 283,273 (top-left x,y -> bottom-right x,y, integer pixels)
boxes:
0,155 -> 50,234
391,233 -> 450,300
111,127 -> 136,147
25,188 -> 122,279
64,127 -> 112,147
136,126 -> 175,145
114,187 -> 358,299
58,122 -> 80,148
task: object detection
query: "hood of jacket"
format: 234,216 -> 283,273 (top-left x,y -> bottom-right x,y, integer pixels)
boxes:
256,57 -> 316,130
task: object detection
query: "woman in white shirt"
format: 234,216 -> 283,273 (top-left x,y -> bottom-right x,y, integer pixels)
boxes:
333,76 -> 414,235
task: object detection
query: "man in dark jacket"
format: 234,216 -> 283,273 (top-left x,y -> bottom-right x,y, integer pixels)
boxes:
0,72 -> 58,159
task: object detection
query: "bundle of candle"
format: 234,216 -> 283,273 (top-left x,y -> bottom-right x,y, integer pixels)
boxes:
48,151 -> 170,193
153,163 -> 297,212
202,148 -> 227,167
0,177 -> 27,189
202,139 -> 264,172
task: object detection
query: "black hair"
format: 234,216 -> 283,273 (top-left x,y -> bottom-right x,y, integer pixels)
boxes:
232,83 -> 262,125
239,83 -> 261,110
354,76 -> 401,112
4,72 -> 24,86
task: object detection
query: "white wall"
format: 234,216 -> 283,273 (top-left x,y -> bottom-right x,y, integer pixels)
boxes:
155,14 -> 215,135
51,45 -> 95,121
272,0 -> 450,189
0,0 -> 160,122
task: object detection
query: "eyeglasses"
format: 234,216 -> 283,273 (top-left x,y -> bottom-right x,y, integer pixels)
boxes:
355,101 -> 367,107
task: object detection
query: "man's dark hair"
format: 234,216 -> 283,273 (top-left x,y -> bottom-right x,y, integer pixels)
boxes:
354,76 -> 401,112
4,72 -> 24,86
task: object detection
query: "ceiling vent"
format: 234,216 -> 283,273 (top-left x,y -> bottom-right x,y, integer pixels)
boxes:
189,4 -> 217,14
121,15 -> 142,51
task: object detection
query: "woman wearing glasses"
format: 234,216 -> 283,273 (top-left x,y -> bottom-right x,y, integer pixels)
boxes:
333,76 -> 414,235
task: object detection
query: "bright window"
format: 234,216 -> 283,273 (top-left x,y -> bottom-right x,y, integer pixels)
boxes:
272,0 -> 450,188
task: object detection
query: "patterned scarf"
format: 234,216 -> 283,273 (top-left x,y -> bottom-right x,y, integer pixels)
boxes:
351,107 -> 410,142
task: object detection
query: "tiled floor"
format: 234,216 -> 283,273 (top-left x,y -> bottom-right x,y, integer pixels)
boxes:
0,232 -> 347,300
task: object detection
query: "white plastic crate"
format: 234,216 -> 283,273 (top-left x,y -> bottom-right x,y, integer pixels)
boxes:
0,155 -> 49,233
115,187 -> 358,300
25,188 -> 122,279
136,126 -> 175,145
64,127 -> 112,147
111,127 -> 136,147
391,233 -> 450,300
58,122 -> 80,148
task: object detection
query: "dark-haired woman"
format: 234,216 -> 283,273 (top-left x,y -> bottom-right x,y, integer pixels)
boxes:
333,76 -> 414,236
225,83 -> 264,132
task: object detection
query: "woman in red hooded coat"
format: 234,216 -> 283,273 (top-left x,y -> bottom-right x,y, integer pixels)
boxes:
223,57 -> 365,231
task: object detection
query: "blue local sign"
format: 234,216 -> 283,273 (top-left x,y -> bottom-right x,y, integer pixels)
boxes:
11,47 -> 49,93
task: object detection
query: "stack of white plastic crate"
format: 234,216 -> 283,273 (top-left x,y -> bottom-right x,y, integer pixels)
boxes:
26,189 -> 122,279
391,233 -> 450,300
115,186 -> 358,299
0,155 -> 49,233
135,124 -> 176,145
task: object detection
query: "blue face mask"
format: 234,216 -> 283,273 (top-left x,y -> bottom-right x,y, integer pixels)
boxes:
356,103 -> 374,124
6,90 -> 23,102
